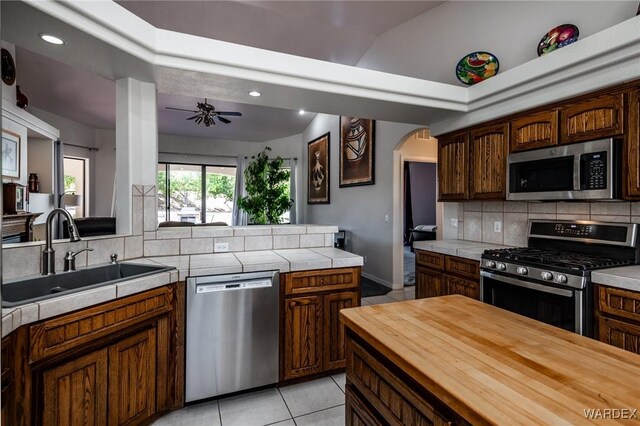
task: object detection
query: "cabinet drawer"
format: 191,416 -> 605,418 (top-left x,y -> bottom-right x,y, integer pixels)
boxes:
30,285 -> 173,363
597,315 -> 640,355
510,110 -> 558,152
415,250 -> 444,270
444,275 -> 480,300
560,93 -> 624,143
597,285 -> 640,324
445,256 -> 479,280
284,268 -> 359,296
347,340 -> 451,426
346,385 -> 384,426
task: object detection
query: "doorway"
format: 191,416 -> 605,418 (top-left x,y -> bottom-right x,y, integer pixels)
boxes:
403,161 -> 437,287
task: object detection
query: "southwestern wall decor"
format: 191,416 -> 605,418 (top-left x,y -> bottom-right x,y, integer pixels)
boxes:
307,132 -> 330,204
340,117 -> 375,187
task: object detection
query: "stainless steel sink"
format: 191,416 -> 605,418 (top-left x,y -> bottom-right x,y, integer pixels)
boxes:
2,263 -> 174,307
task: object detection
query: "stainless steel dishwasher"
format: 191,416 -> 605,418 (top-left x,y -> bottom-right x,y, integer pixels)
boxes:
185,270 -> 279,402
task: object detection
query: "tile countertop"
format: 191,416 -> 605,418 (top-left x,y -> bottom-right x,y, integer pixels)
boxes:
413,240 -> 512,261
592,266 -> 640,292
1,248 -> 364,337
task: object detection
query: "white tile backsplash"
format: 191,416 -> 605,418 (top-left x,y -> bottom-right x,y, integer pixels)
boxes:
180,238 -> 214,255
87,238 -> 125,265
144,239 -> 180,257
463,211 -> 482,242
273,234 -> 300,249
244,236 -> 273,251
300,234 -> 325,248
481,212 -> 503,245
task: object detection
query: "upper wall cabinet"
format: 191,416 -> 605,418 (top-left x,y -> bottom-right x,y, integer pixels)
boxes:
510,110 -> 558,152
560,93 -> 624,143
470,123 -> 509,199
625,89 -> 640,198
437,133 -> 469,201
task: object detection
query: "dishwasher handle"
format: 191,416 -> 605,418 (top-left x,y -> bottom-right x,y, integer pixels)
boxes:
195,278 -> 273,294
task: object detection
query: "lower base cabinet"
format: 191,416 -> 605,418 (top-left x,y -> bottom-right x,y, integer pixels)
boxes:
596,285 -> 640,355
5,283 -> 184,426
281,267 -> 360,381
415,250 -> 480,300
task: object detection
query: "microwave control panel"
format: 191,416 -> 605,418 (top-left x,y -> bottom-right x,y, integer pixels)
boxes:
580,151 -> 607,190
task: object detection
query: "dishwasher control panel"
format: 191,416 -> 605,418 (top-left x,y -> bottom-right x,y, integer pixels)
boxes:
196,279 -> 272,293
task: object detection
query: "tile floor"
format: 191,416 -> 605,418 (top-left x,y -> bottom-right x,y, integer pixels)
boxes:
154,286 -> 414,426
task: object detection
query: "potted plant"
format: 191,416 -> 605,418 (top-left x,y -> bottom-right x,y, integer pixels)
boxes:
238,147 -> 293,224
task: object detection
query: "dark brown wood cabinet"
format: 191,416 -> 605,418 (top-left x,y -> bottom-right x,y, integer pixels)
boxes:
415,249 -> 479,300
5,282 -> 184,426
470,123 -> 509,199
510,110 -> 558,152
437,133 -> 469,201
595,284 -> 640,355
625,89 -> 640,198
281,267 -> 360,381
560,93 -> 624,144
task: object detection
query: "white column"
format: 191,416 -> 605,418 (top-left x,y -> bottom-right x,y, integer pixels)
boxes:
115,78 -> 158,234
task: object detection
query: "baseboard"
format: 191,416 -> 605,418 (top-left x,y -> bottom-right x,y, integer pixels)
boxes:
361,272 -> 393,289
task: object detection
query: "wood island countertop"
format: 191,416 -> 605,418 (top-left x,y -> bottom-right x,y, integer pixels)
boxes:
340,295 -> 640,425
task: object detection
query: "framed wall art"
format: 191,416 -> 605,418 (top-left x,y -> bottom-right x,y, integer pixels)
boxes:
307,132 -> 330,204
340,117 -> 375,187
2,129 -> 20,179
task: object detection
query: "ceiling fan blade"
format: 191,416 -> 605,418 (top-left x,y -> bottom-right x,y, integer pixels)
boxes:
166,107 -> 199,112
216,111 -> 242,116
186,114 -> 200,120
217,116 -> 232,124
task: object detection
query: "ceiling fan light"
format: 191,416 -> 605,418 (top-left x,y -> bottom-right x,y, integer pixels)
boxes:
248,91 -> 261,97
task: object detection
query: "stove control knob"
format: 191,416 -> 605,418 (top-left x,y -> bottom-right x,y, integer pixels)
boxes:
555,274 -> 568,284
496,262 -> 507,271
486,260 -> 496,268
516,266 -> 528,275
541,271 -> 553,281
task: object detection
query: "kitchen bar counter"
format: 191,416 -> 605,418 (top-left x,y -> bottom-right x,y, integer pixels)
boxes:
413,239 -> 510,261
2,248 -> 363,336
593,265 -> 640,292
341,296 -> 640,425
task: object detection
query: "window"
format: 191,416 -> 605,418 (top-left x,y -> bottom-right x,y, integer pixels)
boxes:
63,156 -> 88,218
157,163 -> 236,225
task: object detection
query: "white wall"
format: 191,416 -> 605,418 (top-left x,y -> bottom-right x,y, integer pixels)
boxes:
357,1 -> 637,85
302,113 -> 422,286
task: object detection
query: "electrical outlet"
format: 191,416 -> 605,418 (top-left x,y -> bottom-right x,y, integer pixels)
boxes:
214,242 -> 229,252
494,221 -> 502,233
363,255 -> 367,263
450,218 -> 458,228
384,214 -> 389,223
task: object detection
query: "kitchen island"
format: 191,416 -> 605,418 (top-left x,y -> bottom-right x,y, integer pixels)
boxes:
340,296 -> 640,425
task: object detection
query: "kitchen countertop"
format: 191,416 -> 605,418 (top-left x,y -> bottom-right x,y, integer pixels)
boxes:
1,248 -> 363,337
413,239 -> 511,261
592,265 -> 640,292
340,296 -> 640,425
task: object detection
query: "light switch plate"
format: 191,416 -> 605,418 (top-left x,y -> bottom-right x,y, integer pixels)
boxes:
494,221 -> 502,233
214,242 -> 229,252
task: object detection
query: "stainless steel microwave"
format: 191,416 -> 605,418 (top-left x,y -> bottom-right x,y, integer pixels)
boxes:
506,138 -> 621,201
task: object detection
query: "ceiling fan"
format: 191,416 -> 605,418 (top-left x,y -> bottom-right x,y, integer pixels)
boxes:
166,98 -> 242,126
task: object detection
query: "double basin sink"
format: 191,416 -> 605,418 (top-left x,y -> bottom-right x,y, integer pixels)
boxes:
2,263 -> 174,308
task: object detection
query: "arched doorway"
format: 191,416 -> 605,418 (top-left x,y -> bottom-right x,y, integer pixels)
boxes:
391,129 -> 440,289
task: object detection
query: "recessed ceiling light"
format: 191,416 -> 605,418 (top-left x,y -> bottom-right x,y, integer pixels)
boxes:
248,91 -> 261,97
39,33 -> 65,45
298,109 -> 306,115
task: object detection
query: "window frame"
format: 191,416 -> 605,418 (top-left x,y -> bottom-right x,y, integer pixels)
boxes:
63,155 -> 89,218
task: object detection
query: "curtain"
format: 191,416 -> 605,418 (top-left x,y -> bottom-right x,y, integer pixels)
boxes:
53,140 -> 65,238
232,156 -> 248,226
289,158 -> 298,224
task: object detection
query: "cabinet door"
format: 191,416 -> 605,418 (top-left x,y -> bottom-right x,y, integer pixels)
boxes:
415,267 -> 443,299
284,296 -> 323,380
43,348 -> 108,426
324,291 -> 358,371
624,89 -> 640,198
470,123 -> 509,199
346,386 -> 383,426
108,328 -> 157,426
510,110 -> 558,152
597,315 -> 640,355
437,133 -> 469,201
444,275 -> 480,300
560,93 -> 624,143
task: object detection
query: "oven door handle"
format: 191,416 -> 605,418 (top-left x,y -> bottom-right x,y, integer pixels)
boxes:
480,271 -> 574,297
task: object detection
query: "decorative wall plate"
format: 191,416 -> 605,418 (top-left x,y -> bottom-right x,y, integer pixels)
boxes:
455,51 -> 499,86
1,48 -> 16,86
537,24 -> 579,56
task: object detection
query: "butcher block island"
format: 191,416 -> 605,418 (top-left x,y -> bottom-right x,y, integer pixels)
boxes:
340,296 -> 640,426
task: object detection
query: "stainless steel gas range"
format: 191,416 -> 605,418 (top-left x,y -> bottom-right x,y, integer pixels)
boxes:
480,220 -> 640,337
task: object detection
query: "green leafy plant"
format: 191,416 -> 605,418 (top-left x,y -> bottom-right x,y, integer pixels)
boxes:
238,147 -> 293,224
